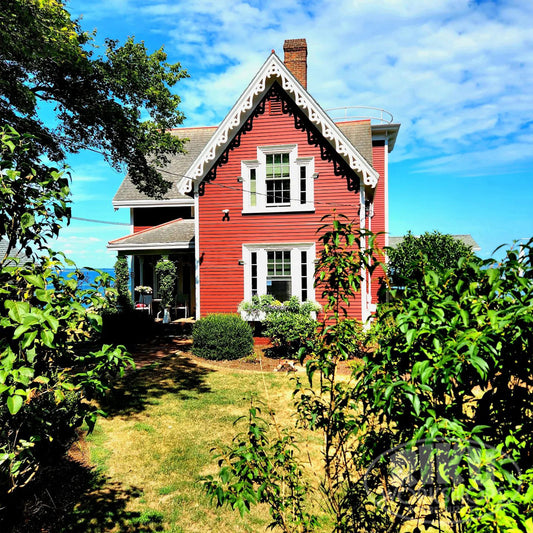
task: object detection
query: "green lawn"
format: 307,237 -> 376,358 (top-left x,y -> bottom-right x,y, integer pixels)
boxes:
78,352 -> 303,532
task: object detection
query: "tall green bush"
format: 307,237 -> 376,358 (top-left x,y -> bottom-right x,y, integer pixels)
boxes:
387,230 -> 474,288
155,257 -> 177,308
114,255 -> 132,310
193,314 -> 253,361
262,312 -> 317,359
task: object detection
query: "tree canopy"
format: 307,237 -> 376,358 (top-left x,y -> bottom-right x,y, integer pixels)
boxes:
0,0 -> 188,197
387,230 -> 474,288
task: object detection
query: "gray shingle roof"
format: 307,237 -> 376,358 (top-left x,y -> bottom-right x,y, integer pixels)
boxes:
389,234 -> 480,251
0,240 -> 32,265
112,127 -> 216,205
113,117 -> 377,205
336,121 -> 373,167
107,219 -> 195,251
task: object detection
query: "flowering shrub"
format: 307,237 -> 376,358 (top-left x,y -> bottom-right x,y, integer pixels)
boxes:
238,295 -> 321,318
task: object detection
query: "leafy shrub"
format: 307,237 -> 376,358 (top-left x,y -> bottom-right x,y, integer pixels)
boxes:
387,230 -> 474,288
0,256 -> 133,504
114,255 -> 132,310
262,312 -> 317,359
193,314 -> 253,361
155,257 -> 177,308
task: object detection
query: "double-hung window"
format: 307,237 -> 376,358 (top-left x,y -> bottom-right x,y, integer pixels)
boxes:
266,153 -> 290,205
242,145 -> 314,213
243,243 -> 315,303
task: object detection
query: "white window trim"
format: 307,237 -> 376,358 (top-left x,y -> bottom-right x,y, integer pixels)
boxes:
242,242 -> 316,303
242,144 -> 315,214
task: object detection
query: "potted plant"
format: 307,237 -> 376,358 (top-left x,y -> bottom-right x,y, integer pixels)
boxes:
135,285 -> 152,307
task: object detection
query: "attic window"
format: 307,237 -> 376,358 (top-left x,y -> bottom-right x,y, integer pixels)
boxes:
269,95 -> 282,115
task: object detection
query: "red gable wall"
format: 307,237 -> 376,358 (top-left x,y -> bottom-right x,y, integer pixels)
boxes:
197,93 -> 367,318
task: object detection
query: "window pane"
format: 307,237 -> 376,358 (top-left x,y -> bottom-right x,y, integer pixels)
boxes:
251,252 -> 258,296
300,166 -> 306,204
250,168 -> 256,207
267,280 -> 291,302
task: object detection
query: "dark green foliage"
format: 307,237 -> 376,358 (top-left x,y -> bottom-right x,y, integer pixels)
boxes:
387,230 -> 474,288
262,312 -> 317,359
0,255 -> 133,500
155,257 -> 177,308
114,255 -> 132,311
0,127 -> 71,262
205,212 -> 533,532
0,0 -> 188,197
193,314 -> 253,361
354,239 -> 533,530
0,130 -> 133,504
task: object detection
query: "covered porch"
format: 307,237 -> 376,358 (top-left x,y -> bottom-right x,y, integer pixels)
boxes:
108,219 -> 196,319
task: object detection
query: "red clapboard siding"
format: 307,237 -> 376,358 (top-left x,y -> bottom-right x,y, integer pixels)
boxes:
198,105 -> 365,318
133,226 -> 151,233
370,143 -> 387,304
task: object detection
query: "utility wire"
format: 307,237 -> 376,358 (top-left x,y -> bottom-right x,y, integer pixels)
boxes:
71,216 -> 129,226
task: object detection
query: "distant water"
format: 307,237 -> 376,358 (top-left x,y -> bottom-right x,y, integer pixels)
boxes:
60,268 -> 118,290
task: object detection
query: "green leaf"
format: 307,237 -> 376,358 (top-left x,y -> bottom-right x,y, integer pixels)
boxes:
20,212 -> 35,230
6,300 -> 30,323
7,394 -> 24,415
40,329 -> 55,348
22,274 -> 45,289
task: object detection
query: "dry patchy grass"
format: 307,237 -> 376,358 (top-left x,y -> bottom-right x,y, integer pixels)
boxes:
82,349 -> 306,532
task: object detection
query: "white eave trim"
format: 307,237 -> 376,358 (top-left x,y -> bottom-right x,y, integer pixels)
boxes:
112,198 -> 194,209
107,241 -> 195,251
178,53 -> 379,193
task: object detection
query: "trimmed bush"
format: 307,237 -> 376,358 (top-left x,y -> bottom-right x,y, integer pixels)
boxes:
263,312 -> 317,359
193,314 -> 253,361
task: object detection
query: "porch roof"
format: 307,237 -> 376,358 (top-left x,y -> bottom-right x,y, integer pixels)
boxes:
107,219 -> 195,252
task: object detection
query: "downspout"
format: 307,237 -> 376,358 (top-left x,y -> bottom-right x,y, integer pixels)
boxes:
359,181 -> 368,323
194,186 -> 201,319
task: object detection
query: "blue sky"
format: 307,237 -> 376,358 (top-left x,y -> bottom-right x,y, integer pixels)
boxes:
56,0 -> 533,268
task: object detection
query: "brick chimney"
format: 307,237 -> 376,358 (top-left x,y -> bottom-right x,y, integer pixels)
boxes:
283,39 -> 307,89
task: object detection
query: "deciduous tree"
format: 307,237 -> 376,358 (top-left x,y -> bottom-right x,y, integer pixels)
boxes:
0,0 -> 188,197
387,231 -> 474,288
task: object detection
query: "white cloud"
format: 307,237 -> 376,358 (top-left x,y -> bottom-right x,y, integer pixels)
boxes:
62,0 -> 533,261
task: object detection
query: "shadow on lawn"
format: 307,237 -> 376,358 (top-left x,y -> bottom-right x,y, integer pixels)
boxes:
102,349 -> 213,416
4,457 -> 164,533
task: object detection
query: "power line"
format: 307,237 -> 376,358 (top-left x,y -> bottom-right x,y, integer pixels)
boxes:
71,216 -> 129,226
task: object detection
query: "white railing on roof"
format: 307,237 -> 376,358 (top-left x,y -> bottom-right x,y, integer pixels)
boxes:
326,106 -> 394,125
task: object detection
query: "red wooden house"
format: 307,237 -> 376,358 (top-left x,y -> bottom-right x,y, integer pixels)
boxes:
108,39 -> 400,321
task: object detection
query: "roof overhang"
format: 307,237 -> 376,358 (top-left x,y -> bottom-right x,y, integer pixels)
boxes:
107,218 -> 195,253
371,123 -> 401,152
112,198 -> 194,209
178,53 -> 379,196
107,241 -> 194,252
